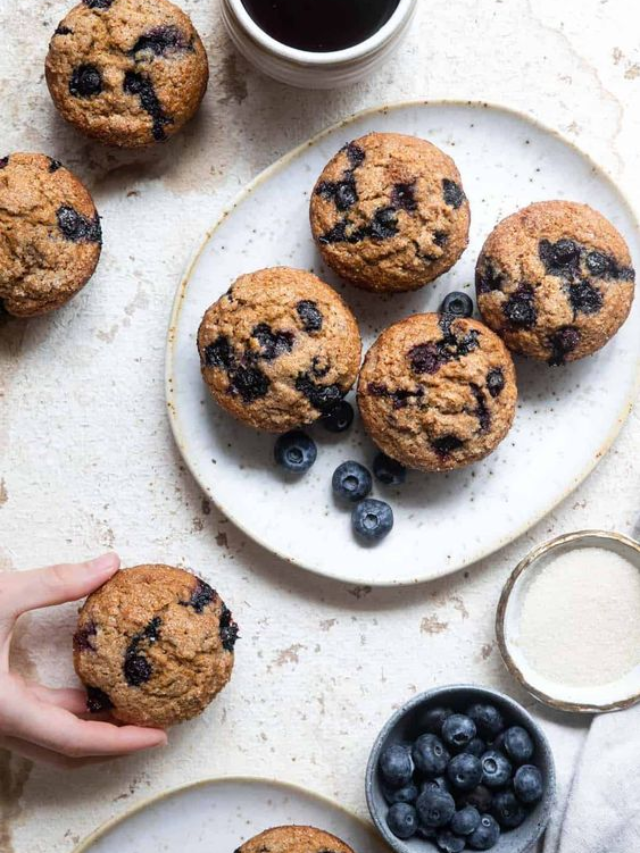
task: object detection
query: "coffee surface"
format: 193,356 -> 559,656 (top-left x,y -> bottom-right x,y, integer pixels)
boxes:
241,0 -> 401,52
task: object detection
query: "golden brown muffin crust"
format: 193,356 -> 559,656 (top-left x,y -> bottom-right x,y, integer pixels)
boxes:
46,0 -> 209,148
236,826 -> 356,853
74,565 -> 237,727
0,152 -> 101,317
310,132 -> 470,293
476,201 -> 635,364
198,267 -> 362,433
358,313 -> 518,472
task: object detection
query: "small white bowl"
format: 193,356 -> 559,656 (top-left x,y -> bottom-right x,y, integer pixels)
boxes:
497,530 -> 640,713
220,0 -> 418,89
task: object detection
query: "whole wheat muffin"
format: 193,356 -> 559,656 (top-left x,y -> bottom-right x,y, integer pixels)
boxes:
476,201 -> 635,364
0,153 -> 101,317
46,0 -> 209,147
309,132 -> 470,293
73,565 -> 238,727
198,267 -> 362,433
358,313 -> 518,472
235,826 -> 356,853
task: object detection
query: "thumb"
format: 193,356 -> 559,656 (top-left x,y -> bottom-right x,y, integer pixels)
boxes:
0,554 -> 120,619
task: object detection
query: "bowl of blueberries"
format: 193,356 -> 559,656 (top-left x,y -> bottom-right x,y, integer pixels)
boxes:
366,685 -> 556,853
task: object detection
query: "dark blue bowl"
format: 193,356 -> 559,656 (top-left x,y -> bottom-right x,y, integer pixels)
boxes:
365,684 -> 556,853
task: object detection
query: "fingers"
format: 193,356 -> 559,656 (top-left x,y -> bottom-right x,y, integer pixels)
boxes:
26,684 -> 89,715
0,735 -> 112,769
0,553 -> 120,621
6,698 -> 167,758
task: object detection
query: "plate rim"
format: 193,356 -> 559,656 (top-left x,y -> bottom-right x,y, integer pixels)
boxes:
165,98 -> 640,587
72,775 -> 383,853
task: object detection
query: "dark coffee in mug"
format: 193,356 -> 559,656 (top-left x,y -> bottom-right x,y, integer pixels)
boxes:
241,0 -> 401,52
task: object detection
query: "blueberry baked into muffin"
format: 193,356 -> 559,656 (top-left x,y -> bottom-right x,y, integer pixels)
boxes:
357,313 -> 517,472
46,0 -> 209,148
74,565 -> 238,728
0,153 -> 101,317
198,267 -> 362,433
309,132 -> 470,293
476,201 -> 635,365
235,826 -> 356,853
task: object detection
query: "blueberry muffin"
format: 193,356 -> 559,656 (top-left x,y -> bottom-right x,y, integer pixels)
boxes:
198,267 -> 362,433
476,201 -> 636,365
309,133 -> 470,293
46,0 -> 209,148
357,313 -> 518,472
0,153 -> 101,317
235,826 -> 356,853
74,565 -> 238,728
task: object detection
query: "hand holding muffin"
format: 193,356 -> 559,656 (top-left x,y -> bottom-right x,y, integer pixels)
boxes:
0,554 -> 166,767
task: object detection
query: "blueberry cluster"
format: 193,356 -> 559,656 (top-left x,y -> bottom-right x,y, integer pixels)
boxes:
273,401 -> 407,545
379,704 -> 544,851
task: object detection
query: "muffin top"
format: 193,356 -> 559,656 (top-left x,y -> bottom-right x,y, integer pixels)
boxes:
198,267 -> 362,433
476,201 -> 635,364
0,153 -> 101,317
235,826 -> 356,853
358,313 -> 518,472
310,132 -> 470,292
74,565 -> 238,728
45,0 -> 209,147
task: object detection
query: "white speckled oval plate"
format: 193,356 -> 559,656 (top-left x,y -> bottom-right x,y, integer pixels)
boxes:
74,777 -> 387,853
166,101 -> 640,586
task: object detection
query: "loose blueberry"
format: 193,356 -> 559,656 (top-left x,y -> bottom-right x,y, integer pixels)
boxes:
451,806 -> 481,837
274,431 -> 317,473
503,726 -> 534,765
417,826 -> 438,840
447,754 -> 484,792
321,400 -> 354,433
458,785 -> 493,814
442,714 -> 477,751
413,734 -> 450,778
466,704 -> 505,740
387,803 -> 418,839
421,777 -> 452,796
465,738 -> 487,759
480,750 -> 512,789
379,744 -> 415,788
491,789 -> 527,829
514,765 -> 543,804
437,830 -> 466,853
422,706 -> 455,735
468,815 -> 500,850
373,452 -> 407,486
332,461 -> 372,503
416,787 -> 456,828
383,784 -> 419,805
440,292 -> 474,320
352,499 -> 393,543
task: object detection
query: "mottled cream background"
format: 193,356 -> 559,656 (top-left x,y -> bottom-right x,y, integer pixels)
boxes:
1,0 -> 640,851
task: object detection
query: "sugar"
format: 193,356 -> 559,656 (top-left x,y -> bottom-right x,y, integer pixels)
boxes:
516,547 -> 640,687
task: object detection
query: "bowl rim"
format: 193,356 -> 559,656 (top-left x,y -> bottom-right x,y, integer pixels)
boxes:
496,529 -> 640,714
365,684 -> 557,853
224,0 -> 417,66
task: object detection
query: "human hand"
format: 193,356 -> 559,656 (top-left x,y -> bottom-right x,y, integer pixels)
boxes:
0,553 -> 167,766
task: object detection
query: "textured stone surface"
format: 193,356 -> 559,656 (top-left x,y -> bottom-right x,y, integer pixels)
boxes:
1,0 -> 640,851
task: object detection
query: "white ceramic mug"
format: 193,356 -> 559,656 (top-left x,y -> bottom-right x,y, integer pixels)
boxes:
220,0 -> 418,89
